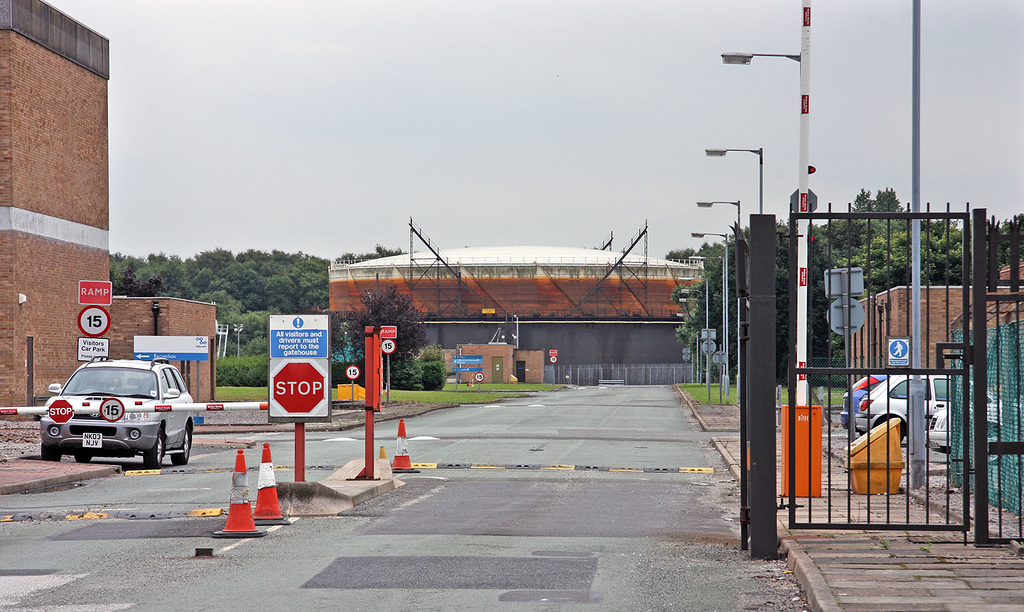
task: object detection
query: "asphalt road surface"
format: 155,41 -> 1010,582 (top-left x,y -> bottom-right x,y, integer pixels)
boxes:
0,386 -> 806,611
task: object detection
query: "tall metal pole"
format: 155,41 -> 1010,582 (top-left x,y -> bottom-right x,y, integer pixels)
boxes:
795,1 -> 812,407
723,238 -> 730,400
706,278 -> 712,398
908,0 -> 926,488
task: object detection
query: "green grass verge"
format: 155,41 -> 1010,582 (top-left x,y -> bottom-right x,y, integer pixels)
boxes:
678,383 -> 738,406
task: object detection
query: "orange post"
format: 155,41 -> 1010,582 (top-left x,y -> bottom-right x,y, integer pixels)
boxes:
781,404 -> 822,497
353,326 -> 382,480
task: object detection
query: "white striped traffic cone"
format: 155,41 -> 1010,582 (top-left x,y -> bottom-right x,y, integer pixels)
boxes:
391,418 -> 418,473
213,449 -> 266,538
253,443 -> 289,526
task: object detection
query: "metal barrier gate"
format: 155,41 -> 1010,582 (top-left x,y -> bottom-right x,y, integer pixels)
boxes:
969,211 -> 1024,544
785,205 -> 971,533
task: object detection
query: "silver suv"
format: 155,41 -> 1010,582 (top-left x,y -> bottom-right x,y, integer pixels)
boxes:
39,358 -> 195,469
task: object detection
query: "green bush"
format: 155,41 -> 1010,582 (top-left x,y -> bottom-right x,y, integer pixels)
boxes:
216,355 -> 268,387
419,360 -> 447,391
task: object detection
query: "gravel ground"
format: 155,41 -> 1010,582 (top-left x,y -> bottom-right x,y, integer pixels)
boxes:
0,418 -> 39,462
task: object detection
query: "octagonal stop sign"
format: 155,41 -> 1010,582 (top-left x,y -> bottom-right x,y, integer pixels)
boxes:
48,399 -> 74,424
271,361 -> 328,415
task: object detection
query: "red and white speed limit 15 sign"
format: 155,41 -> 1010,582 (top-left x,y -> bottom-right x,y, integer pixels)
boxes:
381,339 -> 396,354
78,306 -> 111,337
345,365 -> 360,381
100,398 -> 125,422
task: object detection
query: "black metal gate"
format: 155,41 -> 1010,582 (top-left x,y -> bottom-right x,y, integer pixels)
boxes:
784,204 -> 971,532
970,210 -> 1024,544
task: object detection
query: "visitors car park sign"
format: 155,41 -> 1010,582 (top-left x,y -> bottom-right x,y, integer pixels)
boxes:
268,315 -> 330,421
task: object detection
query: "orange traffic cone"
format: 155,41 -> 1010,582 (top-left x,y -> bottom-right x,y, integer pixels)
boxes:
392,418 -> 418,473
253,443 -> 289,526
213,449 -> 266,538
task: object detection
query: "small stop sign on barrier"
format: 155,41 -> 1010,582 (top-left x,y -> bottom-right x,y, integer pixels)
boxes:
48,399 -> 74,424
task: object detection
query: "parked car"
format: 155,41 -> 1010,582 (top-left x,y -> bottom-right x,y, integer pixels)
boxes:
928,408 -> 949,453
841,374 -> 888,427
39,358 -> 195,469
928,395 -> 1008,454
854,374 -> 949,437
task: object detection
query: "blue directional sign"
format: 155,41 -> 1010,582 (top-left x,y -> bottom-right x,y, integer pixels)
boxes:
453,354 -> 484,365
453,367 -> 484,372
134,336 -> 210,361
887,337 -> 910,367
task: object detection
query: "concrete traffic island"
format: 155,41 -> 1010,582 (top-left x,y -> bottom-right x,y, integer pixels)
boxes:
276,458 -> 403,516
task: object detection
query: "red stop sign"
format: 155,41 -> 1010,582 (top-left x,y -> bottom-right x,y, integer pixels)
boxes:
272,361 -> 327,414
48,399 -> 74,424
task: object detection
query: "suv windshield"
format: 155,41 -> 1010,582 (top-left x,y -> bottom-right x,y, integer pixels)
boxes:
62,367 -> 159,398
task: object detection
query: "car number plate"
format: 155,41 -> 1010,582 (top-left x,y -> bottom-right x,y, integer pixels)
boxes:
82,432 -> 102,448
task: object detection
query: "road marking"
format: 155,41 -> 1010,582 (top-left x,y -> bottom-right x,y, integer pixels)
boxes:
66,511 -> 109,520
323,437 -> 359,442
188,508 -> 224,517
125,469 -> 162,476
409,436 -> 439,441
471,464 -> 505,469
541,465 -> 575,471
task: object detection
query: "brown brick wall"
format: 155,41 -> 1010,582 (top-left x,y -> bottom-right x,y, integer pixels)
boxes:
1,30 -> 108,226
850,287 -> 965,369
108,298 -> 218,402
0,25 -> 110,406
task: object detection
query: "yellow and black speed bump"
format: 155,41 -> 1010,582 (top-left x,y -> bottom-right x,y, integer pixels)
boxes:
0,507 -> 224,523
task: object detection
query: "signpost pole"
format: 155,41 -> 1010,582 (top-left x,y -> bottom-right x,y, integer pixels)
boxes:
295,422 -> 305,482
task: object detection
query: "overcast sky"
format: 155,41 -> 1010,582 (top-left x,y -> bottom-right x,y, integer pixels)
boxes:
58,0 -> 1023,261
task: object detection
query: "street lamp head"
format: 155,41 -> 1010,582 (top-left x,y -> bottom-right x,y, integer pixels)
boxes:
704,148 -> 728,157
696,201 -> 714,208
691,232 -> 706,239
722,52 -> 753,65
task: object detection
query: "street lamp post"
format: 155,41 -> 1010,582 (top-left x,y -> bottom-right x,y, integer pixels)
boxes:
722,0 -> 812,407
693,232 -> 730,401
697,200 -> 742,402
233,324 -> 243,358
704,148 -> 763,215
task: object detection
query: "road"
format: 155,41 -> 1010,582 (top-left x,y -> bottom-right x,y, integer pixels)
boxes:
0,386 -> 805,611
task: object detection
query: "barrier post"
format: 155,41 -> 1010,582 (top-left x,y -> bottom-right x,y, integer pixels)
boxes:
353,326 -> 382,480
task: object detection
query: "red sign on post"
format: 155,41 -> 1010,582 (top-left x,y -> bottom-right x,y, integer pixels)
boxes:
380,326 -> 397,339
272,361 -> 328,414
48,399 -> 74,424
79,280 -> 112,305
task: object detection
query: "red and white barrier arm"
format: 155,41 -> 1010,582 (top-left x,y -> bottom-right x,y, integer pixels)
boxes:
0,401 -> 269,417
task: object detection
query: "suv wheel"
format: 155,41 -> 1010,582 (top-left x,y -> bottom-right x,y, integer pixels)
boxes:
40,443 -> 61,462
170,425 -> 192,466
143,429 -> 165,469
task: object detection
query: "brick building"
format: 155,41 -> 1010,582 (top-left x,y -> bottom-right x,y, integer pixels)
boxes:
445,345 -> 546,384
107,297 -> 217,402
0,1 -> 215,406
849,286 -> 967,369
0,1 -> 110,406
